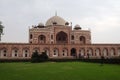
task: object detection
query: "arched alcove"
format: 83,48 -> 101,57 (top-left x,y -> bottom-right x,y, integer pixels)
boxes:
56,31 -> 68,44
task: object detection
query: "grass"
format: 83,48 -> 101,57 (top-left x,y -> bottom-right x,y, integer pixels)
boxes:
0,62 -> 120,80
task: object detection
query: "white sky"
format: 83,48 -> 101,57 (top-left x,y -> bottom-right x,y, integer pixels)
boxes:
0,0 -> 120,43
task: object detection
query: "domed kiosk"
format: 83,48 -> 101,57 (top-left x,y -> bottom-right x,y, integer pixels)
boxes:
74,24 -> 82,30
45,15 -> 66,26
37,22 -> 44,28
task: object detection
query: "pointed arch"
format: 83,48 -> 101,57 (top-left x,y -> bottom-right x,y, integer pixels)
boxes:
56,31 -> 68,44
87,48 -> 93,56
80,36 -> 86,44
95,48 -> 101,57
71,48 -> 76,56
0,48 -> 7,58
62,48 -> 68,56
79,48 -> 85,58
38,35 -> 46,44
12,47 -> 19,57
71,35 -> 74,40
33,47 -> 40,53
102,48 -> 108,57
22,48 -> 30,57
30,34 -> 33,39
43,48 -> 50,56
110,48 -> 115,56
79,48 -> 85,56
53,48 -> 59,57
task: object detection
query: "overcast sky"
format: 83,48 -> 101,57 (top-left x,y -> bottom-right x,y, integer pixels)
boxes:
0,0 -> 120,43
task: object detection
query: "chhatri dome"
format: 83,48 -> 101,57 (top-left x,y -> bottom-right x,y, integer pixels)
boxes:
74,24 -> 82,30
45,14 -> 66,26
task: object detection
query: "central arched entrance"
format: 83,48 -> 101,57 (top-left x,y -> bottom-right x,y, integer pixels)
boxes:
56,31 -> 68,44
71,48 -> 76,56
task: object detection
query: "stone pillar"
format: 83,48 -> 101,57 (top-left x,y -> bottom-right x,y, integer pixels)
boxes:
76,47 -> 79,58
107,48 -> 110,58
59,48 -> 63,57
19,46 -> 22,57
115,48 -> 118,57
92,48 -> 95,57
85,47 -> 87,56
67,47 -> 71,57
49,47 -> 53,57
8,46 -> 11,57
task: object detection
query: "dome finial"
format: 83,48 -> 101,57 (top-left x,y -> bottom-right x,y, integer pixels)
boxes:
55,11 -> 57,16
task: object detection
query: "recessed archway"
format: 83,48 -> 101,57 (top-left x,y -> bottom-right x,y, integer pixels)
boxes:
95,48 -> 101,57
102,48 -> 108,57
12,48 -> 19,57
53,48 -> 59,57
87,48 -> 93,56
71,35 -> 74,40
56,31 -> 68,44
79,48 -> 85,56
71,48 -> 76,56
33,48 -> 40,53
110,48 -> 115,57
0,48 -> 7,58
62,48 -> 68,56
22,48 -> 29,57
38,35 -> 46,44
80,36 -> 86,44
43,48 -> 50,56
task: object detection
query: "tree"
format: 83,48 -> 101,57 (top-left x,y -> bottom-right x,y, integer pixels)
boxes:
0,21 -> 4,41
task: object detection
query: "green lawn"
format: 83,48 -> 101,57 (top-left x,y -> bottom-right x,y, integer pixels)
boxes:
0,62 -> 120,80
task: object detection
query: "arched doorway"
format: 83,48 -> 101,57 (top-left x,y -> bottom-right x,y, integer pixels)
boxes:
79,48 -> 85,56
71,48 -> 76,56
62,48 -> 68,56
71,35 -> 74,40
33,48 -> 40,53
43,48 -> 50,56
30,34 -> 33,39
38,35 -> 46,44
53,48 -> 59,57
23,48 -> 29,57
12,48 -> 19,57
0,48 -> 7,58
80,36 -> 86,44
87,48 -> 93,56
56,31 -> 68,44
95,48 -> 100,57
103,48 -> 108,57
110,48 -> 115,57
79,48 -> 85,58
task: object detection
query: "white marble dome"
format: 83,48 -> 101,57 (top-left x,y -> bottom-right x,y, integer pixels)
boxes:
45,15 -> 66,26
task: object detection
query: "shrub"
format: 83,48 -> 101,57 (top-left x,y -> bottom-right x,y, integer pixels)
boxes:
39,52 -> 48,62
31,51 -> 48,63
31,50 -> 40,63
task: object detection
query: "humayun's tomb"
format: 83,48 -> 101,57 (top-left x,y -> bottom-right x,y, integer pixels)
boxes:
0,15 -> 120,59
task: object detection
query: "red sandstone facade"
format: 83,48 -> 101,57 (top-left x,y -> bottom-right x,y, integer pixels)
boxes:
0,15 -> 120,59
